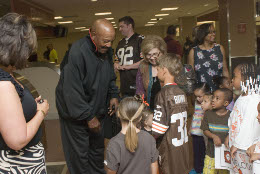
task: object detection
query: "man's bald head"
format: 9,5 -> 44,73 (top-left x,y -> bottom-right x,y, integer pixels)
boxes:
90,19 -> 115,54
91,19 -> 115,35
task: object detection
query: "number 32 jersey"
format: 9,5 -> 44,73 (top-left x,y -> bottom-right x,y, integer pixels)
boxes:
152,84 -> 191,174
115,33 -> 144,96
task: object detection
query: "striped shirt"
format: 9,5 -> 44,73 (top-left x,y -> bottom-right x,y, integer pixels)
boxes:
190,102 -> 204,136
200,110 -> 230,158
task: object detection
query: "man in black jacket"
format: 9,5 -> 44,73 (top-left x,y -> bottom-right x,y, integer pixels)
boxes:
56,19 -> 119,174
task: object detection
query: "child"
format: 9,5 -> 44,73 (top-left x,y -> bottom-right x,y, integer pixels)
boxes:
105,97 -> 159,174
141,107 -> 153,134
190,83 -> 210,174
213,75 -> 234,111
226,64 -> 260,173
201,92 -> 213,112
246,102 -> 260,172
200,88 -> 233,173
152,53 -> 191,174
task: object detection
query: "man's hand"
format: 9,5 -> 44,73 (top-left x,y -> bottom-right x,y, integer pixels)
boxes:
114,62 -> 120,72
87,117 -> 100,133
247,144 -> 257,157
108,98 -> 119,116
230,145 -> 238,159
213,135 -> 222,146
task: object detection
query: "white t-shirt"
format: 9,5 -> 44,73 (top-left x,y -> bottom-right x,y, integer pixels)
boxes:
229,94 -> 260,150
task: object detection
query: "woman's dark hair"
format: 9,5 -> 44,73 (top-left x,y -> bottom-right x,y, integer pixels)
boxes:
119,16 -> 135,29
196,23 -> 213,45
0,13 -> 37,69
167,25 -> 177,35
195,82 -> 210,93
212,75 -> 229,89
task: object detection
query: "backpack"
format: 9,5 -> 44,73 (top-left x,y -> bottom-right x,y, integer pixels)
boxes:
175,64 -> 196,95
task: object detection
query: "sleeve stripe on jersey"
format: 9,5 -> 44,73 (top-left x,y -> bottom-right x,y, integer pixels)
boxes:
152,122 -> 169,134
152,122 -> 169,129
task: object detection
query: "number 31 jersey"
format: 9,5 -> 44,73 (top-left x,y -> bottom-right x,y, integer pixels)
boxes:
152,84 -> 191,174
115,33 -> 144,96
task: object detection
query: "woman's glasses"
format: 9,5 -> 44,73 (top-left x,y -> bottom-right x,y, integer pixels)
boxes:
146,52 -> 161,59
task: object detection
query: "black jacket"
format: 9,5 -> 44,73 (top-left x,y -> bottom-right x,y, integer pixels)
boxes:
56,35 -> 119,121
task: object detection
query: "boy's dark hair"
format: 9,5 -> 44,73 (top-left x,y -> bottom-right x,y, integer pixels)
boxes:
195,82 -> 210,93
167,25 -> 177,35
212,75 -> 229,89
157,53 -> 182,77
141,107 -> 153,126
119,16 -> 135,29
216,88 -> 233,104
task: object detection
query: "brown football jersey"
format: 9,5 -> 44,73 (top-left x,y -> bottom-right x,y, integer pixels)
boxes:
152,84 -> 191,174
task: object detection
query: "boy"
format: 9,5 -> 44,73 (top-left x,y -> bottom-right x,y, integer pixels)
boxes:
200,88 -> 233,173
152,53 -> 191,174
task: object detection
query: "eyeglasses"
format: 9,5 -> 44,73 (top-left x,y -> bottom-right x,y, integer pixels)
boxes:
146,52 -> 161,59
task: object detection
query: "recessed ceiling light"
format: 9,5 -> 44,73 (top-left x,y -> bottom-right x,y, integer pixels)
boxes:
161,7 -> 178,11
75,27 -> 86,29
111,21 -> 115,23
151,18 -> 157,20
204,4 -> 209,6
81,29 -> 89,31
148,22 -> 157,24
187,12 -> 191,15
155,14 -> 169,16
113,24 -> 116,26
91,0 -> 97,1
58,21 -> 73,24
54,16 -> 63,19
114,27 -> 118,28
145,24 -> 154,26
95,12 -> 112,15
105,18 -> 114,20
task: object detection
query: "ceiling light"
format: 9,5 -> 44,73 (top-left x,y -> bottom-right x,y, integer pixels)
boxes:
105,18 -> 114,20
54,16 -> 63,19
114,27 -> 118,28
58,21 -> 73,24
204,4 -> 209,6
155,14 -> 169,16
159,18 -> 163,20
91,0 -> 97,1
75,27 -> 86,29
81,29 -> 89,31
145,24 -> 154,26
95,12 -> 112,15
111,21 -> 115,23
148,22 -> 157,24
151,18 -> 157,20
113,24 -> 116,26
187,12 -> 191,15
161,7 -> 178,11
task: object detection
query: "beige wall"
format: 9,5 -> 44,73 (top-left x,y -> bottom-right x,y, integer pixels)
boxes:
228,0 -> 256,57
37,25 -> 168,63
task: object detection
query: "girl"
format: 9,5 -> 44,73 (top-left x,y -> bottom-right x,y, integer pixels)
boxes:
105,97 -> 159,174
201,92 -> 213,112
212,75 -> 234,111
190,83 -> 210,174
227,64 -> 260,173
141,107 -> 153,134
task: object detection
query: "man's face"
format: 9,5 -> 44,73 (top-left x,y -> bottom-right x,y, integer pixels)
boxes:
93,30 -> 115,54
119,21 -> 131,37
212,90 -> 228,110
156,66 -> 165,83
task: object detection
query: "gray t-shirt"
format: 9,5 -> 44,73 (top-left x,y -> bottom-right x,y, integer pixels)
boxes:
105,130 -> 159,174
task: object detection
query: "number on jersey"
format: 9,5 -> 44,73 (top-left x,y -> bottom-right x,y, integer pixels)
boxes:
117,46 -> 134,65
171,111 -> 188,147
